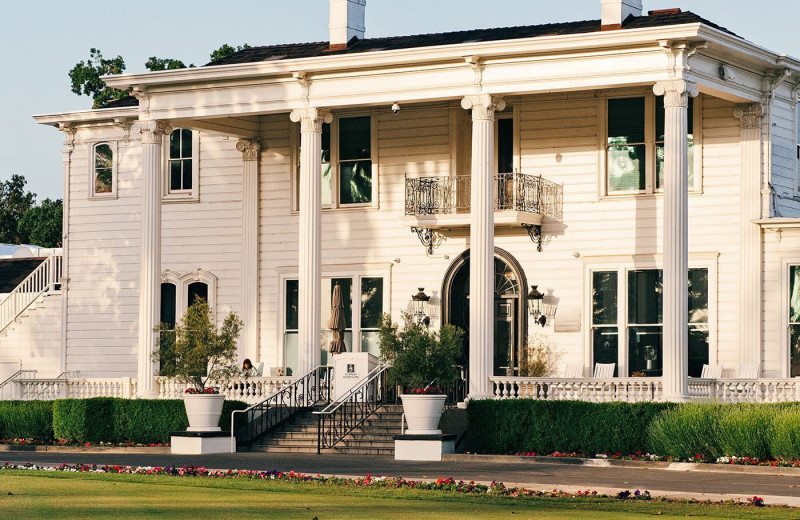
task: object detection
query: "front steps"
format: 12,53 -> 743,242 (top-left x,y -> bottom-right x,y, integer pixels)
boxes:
0,292 -> 62,373
243,404 -> 403,455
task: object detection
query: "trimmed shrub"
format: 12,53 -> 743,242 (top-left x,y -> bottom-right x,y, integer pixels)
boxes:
648,403 -> 722,459
465,400 -> 674,455
716,404 -> 774,460
769,407 -> 800,461
0,401 -> 54,440
53,398 -> 117,443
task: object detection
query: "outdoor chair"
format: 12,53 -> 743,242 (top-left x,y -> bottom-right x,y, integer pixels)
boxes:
700,364 -> 723,379
563,363 -> 584,378
593,363 -> 616,378
737,364 -> 759,379
255,362 -> 264,376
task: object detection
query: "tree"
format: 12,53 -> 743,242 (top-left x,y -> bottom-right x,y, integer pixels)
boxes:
209,43 -> 251,63
0,175 -> 36,244
69,48 -> 128,108
17,199 -> 63,248
145,57 -> 193,71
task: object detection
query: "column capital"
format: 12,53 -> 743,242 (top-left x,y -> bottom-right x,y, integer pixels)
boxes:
132,120 -> 173,144
461,95 -> 506,121
236,139 -> 262,161
733,103 -> 764,129
653,80 -> 699,108
290,108 -> 333,133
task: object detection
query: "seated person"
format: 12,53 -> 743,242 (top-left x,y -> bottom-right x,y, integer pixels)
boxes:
241,358 -> 259,377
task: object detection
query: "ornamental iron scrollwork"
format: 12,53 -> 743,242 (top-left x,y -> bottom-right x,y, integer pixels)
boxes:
411,227 -> 445,256
522,224 -> 550,252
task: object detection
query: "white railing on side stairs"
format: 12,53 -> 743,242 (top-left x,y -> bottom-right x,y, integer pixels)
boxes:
0,254 -> 63,333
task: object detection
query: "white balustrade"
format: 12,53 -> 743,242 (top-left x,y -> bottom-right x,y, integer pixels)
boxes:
489,377 -> 663,403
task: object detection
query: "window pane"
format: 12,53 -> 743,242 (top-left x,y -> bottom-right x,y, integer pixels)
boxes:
321,278 -> 352,329
95,168 -> 112,194
608,145 -> 645,192
497,118 -> 514,174
182,159 -> 192,190
286,280 -> 299,330
360,277 -> 383,329
95,144 -> 113,194
160,283 -> 177,329
592,271 -> 618,325
792,325 -> 800,378
688,325 -> 709,378
655,96 -> 693,142
688,268 -> 708,324
339,160 -> 372,204
628,269 -> 662,325
361,331 -> 381,357
284,332 -> 298,376
322,163 -> 332,205
170,130 -> 180,159
608,97 -> 645,144
628,326 -> 663,376
790,266 -> 800,323
188,282 -> 208,307
170,160 -> 182,191
593,327 -> 618,376
321,124 -> 331,163
181,129 -> 192,158
339,116 -> 371,160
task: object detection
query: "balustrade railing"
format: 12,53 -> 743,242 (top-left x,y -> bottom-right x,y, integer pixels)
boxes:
404,172 -> 562,220
0,370 -> 37,400
156,375 -> 294,403
0,254 -> 62,333
689,378 -> 800,403
490,376 -> 663,402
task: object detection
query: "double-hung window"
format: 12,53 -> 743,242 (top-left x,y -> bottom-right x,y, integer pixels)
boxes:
163,128 -> 199,201
605,96 -> 697,195
90,142 -> 117,198
788,265 -> 800,376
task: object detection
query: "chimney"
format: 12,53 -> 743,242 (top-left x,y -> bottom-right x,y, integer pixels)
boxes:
600,0 -> 643,30
329,0 -> 366,50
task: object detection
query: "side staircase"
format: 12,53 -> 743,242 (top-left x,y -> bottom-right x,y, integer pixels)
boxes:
244,404 -> 402,455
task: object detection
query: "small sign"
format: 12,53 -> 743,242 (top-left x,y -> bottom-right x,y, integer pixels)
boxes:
347,364 -> 355,374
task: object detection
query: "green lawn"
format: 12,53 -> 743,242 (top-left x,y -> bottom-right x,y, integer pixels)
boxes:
0,471 -> 796,519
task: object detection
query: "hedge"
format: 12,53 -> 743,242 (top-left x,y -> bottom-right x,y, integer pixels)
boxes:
52,398 -> 248,444
465,400 -> 674,455
0,400 -> 53,440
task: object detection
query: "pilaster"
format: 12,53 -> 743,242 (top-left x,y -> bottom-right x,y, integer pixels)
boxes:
237,139 -> 262,364
58,123 -> 74,374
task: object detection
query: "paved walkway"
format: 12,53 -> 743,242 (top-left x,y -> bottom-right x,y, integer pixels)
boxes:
3,451 -> 800,506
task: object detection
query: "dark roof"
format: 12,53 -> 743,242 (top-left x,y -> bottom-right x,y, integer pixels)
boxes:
0,258 -> 45,293
206,10 -> 738,66
101,95 -> 139,109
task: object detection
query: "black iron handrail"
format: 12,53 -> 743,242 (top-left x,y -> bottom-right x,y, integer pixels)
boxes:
231,366 -> 332,450
313,365 -> 391,453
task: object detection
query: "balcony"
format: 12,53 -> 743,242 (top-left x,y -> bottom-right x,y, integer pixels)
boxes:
403,172 -> 563,230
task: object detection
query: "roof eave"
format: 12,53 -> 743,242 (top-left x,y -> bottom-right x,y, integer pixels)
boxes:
33,106 -> 139,127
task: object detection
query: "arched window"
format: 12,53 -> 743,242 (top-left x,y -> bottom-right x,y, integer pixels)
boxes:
91,142 -> 117,197
188,282 -> 209,307
161,268 -> 218,323
160,283 -> 177,329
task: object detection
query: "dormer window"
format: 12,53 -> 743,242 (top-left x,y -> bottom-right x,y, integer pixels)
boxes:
90,142 -> 117,198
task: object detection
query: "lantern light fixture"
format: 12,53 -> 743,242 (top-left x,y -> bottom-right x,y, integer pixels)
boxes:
412,287 -> 431,326
527,285 -> 547,327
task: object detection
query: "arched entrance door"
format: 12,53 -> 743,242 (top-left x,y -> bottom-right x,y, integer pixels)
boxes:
442,248 -> 528,384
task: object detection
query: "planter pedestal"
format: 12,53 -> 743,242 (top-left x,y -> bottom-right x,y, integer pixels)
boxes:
170,431 -> 232,455
394,433 -> 456,461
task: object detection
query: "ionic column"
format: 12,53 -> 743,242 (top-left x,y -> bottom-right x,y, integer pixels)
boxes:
653,80 -> 697,402
237,139 -> 262,364
461,95 -> 505,399
289,108 -> 332,375
734,104 -> 764,372
132,120 -> 171,397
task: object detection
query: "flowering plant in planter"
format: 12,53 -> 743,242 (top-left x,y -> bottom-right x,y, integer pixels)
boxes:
184,388 -> 219,395
407,386 -> 444,395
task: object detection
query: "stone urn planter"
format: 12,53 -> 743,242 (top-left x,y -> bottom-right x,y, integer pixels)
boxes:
400,393 -> 446,435
183,392 -> 225,432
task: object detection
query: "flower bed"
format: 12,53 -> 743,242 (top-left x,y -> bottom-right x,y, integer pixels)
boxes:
0,463 -> 768,508
0,439 -> 169,448
515,450 -> 800,468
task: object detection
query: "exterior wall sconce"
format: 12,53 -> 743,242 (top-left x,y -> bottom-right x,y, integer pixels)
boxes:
412,287 -> 431,326
527,285 -> 547,326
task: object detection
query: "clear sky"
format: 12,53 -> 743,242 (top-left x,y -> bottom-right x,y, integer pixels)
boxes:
2,0 -> 798,200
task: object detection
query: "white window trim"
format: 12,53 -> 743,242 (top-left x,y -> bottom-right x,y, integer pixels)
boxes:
277,264 -> 392,370
779,257 -> 800,378
161,129 -> 200,203
162,268 -> 218,322
291,111 -> 379,212
598,93 -> 703,199
88,141 -> 118,199
581,253 -> 718,377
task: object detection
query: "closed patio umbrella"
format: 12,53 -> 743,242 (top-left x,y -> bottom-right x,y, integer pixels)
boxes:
328,282 -> 347,354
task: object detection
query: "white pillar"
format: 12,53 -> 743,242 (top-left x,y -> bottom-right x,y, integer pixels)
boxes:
133,120 -> 171,397
653,80 -> 697,402
461,95 -> 505,399
58,124 -> 75,374
734,104 -> 764,371
290,108 -> 332,375
237,139 -> 262,364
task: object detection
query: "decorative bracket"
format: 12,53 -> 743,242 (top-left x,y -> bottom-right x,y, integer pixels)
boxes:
521,224 -> 549,252
658,40 -> 706,77
464,55 -> 484,92
411,227 -> 445,256
293,71 -> 310,105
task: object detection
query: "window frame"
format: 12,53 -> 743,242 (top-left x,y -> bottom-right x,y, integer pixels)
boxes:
161,268 -> 218,322
582,254 -> 718,377
780,257 -> 800,378
291,111 -> 379,212
598,93 -> 703,198
88,141 -> 118,199
162,129 -> 200,203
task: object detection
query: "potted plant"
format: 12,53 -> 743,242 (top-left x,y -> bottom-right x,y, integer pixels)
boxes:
379,313 -> 462,434
154,299 -> 243,432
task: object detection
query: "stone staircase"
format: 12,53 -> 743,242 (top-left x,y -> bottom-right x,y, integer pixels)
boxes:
243,404 -> 403,455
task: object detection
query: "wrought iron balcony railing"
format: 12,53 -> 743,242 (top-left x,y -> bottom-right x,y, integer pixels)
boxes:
404,172 -> 563,220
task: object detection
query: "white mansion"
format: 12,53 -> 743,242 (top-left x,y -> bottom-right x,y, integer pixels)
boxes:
4,0 -> 800,402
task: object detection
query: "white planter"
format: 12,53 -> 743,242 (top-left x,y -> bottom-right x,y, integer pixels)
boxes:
400,394 -> 446,435
183,393 -> 225,432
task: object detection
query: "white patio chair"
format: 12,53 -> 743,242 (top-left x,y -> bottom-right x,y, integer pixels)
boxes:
700,364 -> 722,379
255,362 -> 264,376
593,363 -> 616,378
737,364 -> 759,379
563,363 -> 584,378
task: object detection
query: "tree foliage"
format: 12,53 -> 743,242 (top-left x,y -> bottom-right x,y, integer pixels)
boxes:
17,198 -> 63,248
0,175 -> 36,244
209,43 -> 252,64
68,48 -> 128,108
154,299 -> 243,391
145,57 -> 193,71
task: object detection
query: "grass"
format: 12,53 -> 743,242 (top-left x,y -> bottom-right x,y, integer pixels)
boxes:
0,471 -> 797,519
